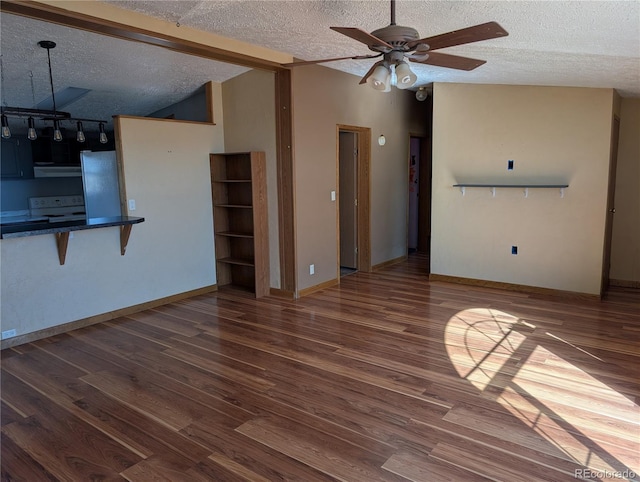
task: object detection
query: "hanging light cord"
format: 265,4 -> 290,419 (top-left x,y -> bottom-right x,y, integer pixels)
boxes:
29,71 -> 36,108
0,56 -> 7,108
44,46 -> 57,114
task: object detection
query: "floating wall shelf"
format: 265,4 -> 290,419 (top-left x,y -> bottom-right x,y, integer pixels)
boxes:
453,184 -> 569,198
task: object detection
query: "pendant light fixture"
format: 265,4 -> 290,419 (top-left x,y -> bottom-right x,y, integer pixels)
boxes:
98,122 -> 108,144
0,40 -> 108,143
76,121 -> 85,143
1,114 -> 10,139
27,117 -> 37,140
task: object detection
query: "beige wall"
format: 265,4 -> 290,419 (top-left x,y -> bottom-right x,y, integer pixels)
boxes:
1,114 -> 223,338
291,65 -> 427,291
431,83 -> 615,295
610,98 -> 640,284
221,70 -> 280,288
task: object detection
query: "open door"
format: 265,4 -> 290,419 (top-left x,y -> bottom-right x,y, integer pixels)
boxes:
601,116 -> 620,297
339,131 -> 358,270
337,125 -> 371,276
407,134 -> 432,259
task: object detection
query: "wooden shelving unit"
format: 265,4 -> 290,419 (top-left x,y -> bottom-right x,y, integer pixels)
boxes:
210,152 -> 269,297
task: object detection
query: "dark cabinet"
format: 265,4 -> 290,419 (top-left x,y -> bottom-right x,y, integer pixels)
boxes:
31,137 -> 73,165
1,137 -> 34,178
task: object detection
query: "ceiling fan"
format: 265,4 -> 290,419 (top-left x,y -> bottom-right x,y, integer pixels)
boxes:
284,0 -> 508,91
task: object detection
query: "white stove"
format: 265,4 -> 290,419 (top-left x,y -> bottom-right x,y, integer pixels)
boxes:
29,196 -> 86,223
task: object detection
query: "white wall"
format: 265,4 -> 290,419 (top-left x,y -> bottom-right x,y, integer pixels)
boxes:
431,83 -> 614,295
1,111 -> 224,338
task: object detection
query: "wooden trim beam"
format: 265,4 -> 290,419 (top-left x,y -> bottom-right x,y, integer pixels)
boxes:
0,1 -> 284,71
275,69 -> 296,295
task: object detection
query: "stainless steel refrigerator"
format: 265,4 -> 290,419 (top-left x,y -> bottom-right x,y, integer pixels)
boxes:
80,150 -> 121,219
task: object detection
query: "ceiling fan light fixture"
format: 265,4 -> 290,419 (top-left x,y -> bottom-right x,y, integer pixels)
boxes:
416,87 -> 428,101
395,61 -> 417,89
367,64 -> 391,91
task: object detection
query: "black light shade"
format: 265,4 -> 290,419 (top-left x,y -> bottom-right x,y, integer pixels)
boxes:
53,120 -> 63,142
1,114 -> 10,139
98,122 -> 108,144
27,117 -> 37,141
76,121 -> 86,143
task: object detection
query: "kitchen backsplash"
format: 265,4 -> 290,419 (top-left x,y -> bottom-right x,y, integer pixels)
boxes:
0,177 -> 84,212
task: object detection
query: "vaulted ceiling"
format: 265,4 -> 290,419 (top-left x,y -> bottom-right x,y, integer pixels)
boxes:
1,1 -> 638,131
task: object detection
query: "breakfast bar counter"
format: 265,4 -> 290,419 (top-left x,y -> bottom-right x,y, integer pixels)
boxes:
1,216 -> 145,264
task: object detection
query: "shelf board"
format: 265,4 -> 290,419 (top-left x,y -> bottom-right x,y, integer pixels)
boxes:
453,184 -> 568,188
453,183 -> 568,198
214,204 -> 253,209
216,231 -> 254,238
218,257 -> 255,267
214,179 -> 252,183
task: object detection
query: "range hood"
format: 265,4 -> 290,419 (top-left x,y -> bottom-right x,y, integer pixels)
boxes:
33,166 -> 82,178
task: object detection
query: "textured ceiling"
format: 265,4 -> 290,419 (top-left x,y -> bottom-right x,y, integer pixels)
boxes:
105,0 -> 639,96
1,1 -> 639,133
0,12 -> 250,131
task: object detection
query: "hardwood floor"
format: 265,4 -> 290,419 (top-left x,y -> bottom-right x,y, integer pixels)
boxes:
2,254 -> 639,481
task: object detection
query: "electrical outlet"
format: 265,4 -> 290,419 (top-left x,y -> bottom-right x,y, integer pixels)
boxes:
331,191 -> 336,202
309,264 -> 315,275
511,246 -> 518,255
1,329 -> 17,340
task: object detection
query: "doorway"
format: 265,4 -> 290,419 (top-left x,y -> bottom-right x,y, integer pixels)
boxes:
339,131 -> 358,274
601,115 -> 620,296
337,125 -> 371,277
408,135 -> 432,257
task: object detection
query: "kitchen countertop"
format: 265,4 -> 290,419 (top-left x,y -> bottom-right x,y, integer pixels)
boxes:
1,216 -> 145,239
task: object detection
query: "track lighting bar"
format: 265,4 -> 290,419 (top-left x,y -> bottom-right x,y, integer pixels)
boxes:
0,40 -> 109,143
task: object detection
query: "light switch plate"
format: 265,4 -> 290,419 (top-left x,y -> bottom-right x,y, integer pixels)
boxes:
128,199 -> 136,211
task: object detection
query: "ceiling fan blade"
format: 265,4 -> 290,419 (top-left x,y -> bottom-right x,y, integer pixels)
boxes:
359,60 -> 385,85
283,54 -> 381,67
407,21 -> 508,51
330,27 -> 394,51
409,52 -> 486,71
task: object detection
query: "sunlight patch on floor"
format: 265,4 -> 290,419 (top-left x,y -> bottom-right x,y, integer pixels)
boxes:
446,308 -> 640,476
